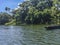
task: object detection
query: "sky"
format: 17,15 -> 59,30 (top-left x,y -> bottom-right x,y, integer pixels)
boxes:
0,0 -> 24,12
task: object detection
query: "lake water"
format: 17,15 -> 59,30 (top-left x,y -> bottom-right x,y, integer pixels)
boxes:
0,25 -> 60,45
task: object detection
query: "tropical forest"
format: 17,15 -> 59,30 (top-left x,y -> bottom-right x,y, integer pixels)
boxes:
0,0 -> 60,25
0,0 -> 60,45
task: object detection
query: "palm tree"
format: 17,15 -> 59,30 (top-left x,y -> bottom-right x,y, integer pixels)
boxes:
5,7 -> 10,12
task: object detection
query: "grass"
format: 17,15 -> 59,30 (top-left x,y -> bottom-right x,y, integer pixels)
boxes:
5,19 -> 16,26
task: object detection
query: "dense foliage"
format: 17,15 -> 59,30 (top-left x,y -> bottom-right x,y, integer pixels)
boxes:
0,12 -> 12,25
10,0 -> 60,25
1,0 -> 60,25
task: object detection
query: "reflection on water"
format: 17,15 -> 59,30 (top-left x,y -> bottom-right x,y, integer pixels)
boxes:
0,25 -> 60,45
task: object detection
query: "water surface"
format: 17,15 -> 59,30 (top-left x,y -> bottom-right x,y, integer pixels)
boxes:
0,25 -> 60,45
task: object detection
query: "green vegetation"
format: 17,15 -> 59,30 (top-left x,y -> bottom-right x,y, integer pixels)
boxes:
0,12 -> 12,25
1,0 -> 60,25
5,19 -> 16,25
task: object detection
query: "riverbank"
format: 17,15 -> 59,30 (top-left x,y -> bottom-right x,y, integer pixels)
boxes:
5,19 -> 60,29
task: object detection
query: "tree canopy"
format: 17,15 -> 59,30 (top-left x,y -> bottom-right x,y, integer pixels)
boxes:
1,0 -> 60,25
